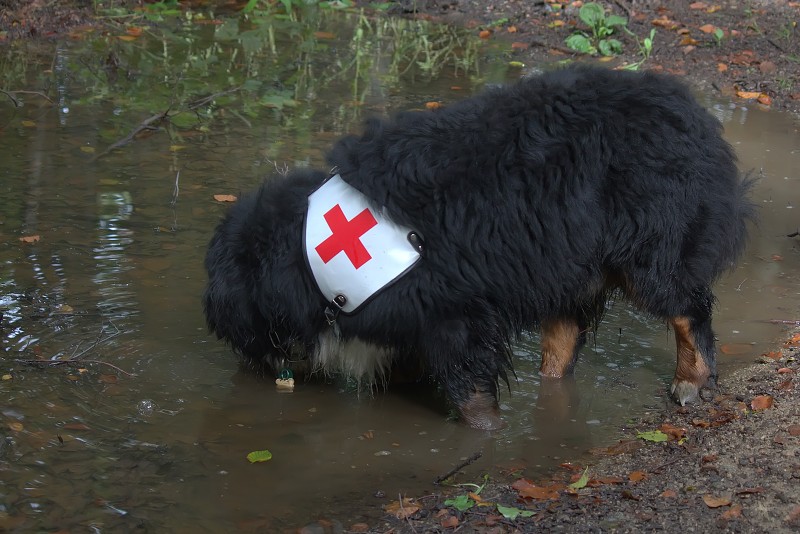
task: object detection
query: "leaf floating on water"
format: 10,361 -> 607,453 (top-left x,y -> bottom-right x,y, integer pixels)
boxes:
80,146 -> 96,153
19,235 -> 41,244
2,374 -> 13,380
9,422 -> 23,432
99,374 -> 118,384
213,194 -> 238,202
508,60 -> 525,68
425,101 -> 441,110
21,120 -> 36,127
246,449 -> 273,463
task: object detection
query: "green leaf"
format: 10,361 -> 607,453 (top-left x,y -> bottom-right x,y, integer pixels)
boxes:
568,467 -> 590,490
565,33 -> 596,54
636,430 -> 668,442
605,15 -> 628,28
508,60 -> 525,68
497,504 -> 535,520
599,38 -> 623,56
247,449 -> 273,463
443,494 -> 474,512
579,3 -> 605,27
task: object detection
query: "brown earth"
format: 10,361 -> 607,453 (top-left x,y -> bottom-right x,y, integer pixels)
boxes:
3,1 -> 799,533
399,0 -> 800,115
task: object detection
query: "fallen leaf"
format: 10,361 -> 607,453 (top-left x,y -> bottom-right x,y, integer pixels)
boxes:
468,492 -> 483,503
313,31 -> 336,39
750,395 -> 774,411
19,235 -> 41,244
762,351 -> 782,360
717,63 -> 728,72
117,35 -> 137,41
651,17 -> 679,29
636,430 -> 668,442
680,36 -> 699,46
706,5 -> 722,13
660,489 -> 678,498
507,25 -> 518,33
699,24 -> 718,34
440,515 -> 459,528
757,94 -> 772,106
9,422 -> 24,432
703,494 -> 732,508
511,41 -> 529,50
701,454 -> 718,463
479,30 -> 491,39
213,194 -> 238,202
692,418 -> 711,428
735,486 -> 765,495
385,498 -> 419,519
568,468 -> 590,490
126,26 -> 143,36
1,374 -> 11,380
778,367 -> 794,374
759,60 -> 777,74
659,423 -> 687,441
425,101 -> 442,110
689,1 -> 708,8
736,90 -> 762,100
629,471 -> 647,483
788,424 -> 800,436
720,504 -> 743,520
99,374 -> 118,384
513,479 -> 561,500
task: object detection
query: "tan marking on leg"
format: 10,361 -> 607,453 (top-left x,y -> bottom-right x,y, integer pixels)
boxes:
539,319 -> 582,378
672,316 -> 712,387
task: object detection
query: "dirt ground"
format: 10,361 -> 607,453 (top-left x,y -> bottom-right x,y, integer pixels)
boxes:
401,0 -> 800,115
2,1 -> 799,532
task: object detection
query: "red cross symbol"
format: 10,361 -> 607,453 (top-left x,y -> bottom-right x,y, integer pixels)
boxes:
315,204 -> 378,269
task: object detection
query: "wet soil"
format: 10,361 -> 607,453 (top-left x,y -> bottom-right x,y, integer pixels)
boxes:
400,0 -> 800,115
3,1 -> 799,533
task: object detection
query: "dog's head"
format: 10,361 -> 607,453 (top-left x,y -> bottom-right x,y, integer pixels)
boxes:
203,169 -> 328,372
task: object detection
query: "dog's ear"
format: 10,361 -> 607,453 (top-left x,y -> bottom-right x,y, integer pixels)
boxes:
203,211 -> 273,361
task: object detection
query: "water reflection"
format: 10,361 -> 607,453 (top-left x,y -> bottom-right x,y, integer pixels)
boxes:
0,8 -> 798,532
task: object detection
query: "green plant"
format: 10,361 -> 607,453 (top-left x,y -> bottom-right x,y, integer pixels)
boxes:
565,2 -> 627,56
713,27 -> 725,47
621,27 -> 656,70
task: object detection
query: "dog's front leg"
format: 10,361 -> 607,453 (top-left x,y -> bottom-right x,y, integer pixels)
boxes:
425,318 -> 506,430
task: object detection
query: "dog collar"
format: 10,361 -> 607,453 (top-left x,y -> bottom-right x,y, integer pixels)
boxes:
303,174 -> 422,315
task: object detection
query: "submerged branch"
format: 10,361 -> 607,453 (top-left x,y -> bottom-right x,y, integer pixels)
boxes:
93,86 -> 241,161
434,450 -> 483,485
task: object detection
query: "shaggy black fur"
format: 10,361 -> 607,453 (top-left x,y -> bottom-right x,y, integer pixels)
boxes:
204,66 -> 754,430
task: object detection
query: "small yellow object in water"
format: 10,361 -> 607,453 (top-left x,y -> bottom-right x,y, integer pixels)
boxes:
275,377 -> 295,391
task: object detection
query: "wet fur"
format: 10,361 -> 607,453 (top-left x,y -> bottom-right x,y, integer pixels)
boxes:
204,66 -> 754,429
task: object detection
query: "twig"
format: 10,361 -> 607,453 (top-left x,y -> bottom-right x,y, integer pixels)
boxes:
434,450 -> 483,485
13,358 -> 135,377
93,109 -> 171,160
761,319 -> 800,325
170,169 -> 181,207
1,89 -> 54,106
788,231 -> 799,238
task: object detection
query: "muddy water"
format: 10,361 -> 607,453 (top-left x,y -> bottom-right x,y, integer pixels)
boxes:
1,13 -> 799,532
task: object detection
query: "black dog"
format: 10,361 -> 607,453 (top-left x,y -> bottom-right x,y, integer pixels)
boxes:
204,66 -> 753,430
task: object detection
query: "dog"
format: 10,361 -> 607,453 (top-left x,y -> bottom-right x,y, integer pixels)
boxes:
204,66 -> 754,430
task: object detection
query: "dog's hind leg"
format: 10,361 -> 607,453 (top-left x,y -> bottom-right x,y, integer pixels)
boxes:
538,317 -> 588,378
670,301 -> 717,405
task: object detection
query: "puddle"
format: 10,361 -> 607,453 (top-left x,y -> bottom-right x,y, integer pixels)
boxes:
1,7 -> 799,531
